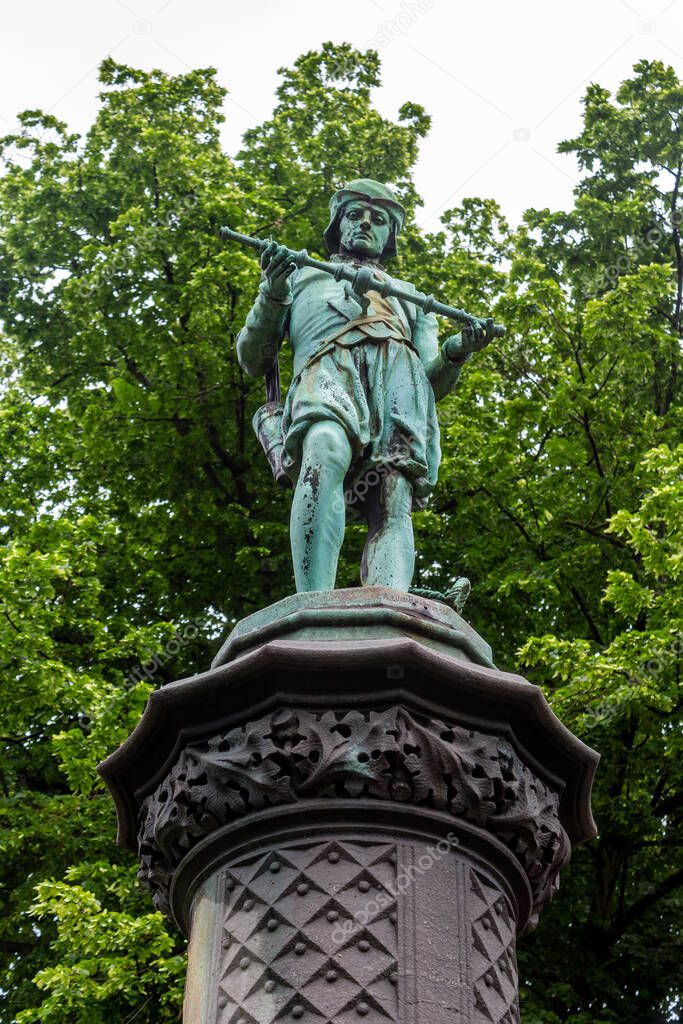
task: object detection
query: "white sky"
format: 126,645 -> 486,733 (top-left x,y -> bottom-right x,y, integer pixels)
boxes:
1,0 -> 681,227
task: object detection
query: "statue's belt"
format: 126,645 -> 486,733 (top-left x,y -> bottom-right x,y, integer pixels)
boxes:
295,314 -> 417,379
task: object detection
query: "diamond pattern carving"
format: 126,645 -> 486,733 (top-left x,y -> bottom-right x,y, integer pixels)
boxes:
215,841 -> 399,1024
470,869 -> 520,1024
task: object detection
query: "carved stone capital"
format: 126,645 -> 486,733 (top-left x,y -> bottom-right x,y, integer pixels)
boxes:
138,706 -> 570,926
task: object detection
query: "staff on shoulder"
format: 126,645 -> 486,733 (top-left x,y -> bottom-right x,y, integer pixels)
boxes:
219,224 -> 505,339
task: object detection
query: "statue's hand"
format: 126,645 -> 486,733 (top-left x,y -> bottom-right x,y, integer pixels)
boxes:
443,318 -> 496,364
260,241 -> 296,303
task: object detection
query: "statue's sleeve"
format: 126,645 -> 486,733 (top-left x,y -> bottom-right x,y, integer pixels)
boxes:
236,282 -> 290,378
412,304 -> 467,403
411,304 -> 440,365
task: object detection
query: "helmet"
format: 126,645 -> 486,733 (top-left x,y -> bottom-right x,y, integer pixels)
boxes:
323,178 -> 406,261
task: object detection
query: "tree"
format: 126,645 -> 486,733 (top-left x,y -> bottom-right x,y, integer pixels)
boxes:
0,49 -> 680,1023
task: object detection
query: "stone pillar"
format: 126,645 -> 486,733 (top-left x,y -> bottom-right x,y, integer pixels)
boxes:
99,588 -> 598,1024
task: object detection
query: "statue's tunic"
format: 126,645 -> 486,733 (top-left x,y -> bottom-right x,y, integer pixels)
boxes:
238,258 -> 443,508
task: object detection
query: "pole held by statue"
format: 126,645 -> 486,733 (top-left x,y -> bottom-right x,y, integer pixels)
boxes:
220,225 -> 505,337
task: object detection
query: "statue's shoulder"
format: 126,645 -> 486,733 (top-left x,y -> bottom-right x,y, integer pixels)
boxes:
387,272 -> 416,292
292,265 -> 334,290
383,270 -> 420,321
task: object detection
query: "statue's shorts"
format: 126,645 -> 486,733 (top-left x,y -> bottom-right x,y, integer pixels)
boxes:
281,336 -> 441,511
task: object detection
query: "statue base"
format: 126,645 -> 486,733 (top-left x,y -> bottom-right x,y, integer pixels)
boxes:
99,587 -> 598,1024
210,586 -> 495,669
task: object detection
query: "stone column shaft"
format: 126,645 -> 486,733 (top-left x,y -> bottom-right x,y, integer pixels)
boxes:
180,810 -> 523,1024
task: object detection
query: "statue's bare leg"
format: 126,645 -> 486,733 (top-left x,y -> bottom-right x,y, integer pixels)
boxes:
360,471 -> 415,590
291,420 -> 352,592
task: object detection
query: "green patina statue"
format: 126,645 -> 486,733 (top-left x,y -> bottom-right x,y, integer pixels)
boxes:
233,179 -> 500,594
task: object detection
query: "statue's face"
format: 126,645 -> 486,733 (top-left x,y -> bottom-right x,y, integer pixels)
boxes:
338,200 -> 392,260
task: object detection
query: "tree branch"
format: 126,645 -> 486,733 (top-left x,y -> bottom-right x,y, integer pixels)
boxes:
567,581 -> 605,646
611,866 -> 683,941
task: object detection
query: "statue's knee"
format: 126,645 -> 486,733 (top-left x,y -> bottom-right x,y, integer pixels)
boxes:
302,421 -> 352,474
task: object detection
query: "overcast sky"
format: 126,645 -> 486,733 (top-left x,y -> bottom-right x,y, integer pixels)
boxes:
1,0 -> 681,227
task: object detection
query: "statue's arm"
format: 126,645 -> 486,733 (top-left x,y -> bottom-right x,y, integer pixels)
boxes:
236,283 -> 290,378
237,242 -> 296,377
412,307 -> 470,402
414,302 -> 499,401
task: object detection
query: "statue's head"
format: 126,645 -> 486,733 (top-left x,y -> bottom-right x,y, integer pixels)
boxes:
324,179 -> 406,262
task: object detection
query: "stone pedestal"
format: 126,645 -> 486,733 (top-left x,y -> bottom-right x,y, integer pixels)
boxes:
99,588 -> 598,1024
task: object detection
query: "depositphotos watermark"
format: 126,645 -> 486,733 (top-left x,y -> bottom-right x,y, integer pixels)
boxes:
75,622 -> 201,733
366,0 -> 436,49
331,831 -> 459,945
332,434 -> 415,514
583,633 -> 682,729
126,621 -> 200,686
82,193 -> 198,297
590,210 -> 681,297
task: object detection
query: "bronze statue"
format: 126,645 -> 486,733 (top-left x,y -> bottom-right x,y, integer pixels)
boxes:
229,179 -> 502,593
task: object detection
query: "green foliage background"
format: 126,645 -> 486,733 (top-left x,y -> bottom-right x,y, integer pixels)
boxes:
0,43 -> 680,1023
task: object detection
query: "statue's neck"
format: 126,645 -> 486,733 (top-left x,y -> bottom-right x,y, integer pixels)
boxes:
333,251 -> 386,272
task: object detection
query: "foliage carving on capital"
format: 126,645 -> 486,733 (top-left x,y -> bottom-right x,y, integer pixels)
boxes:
138,706 -> 570,922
